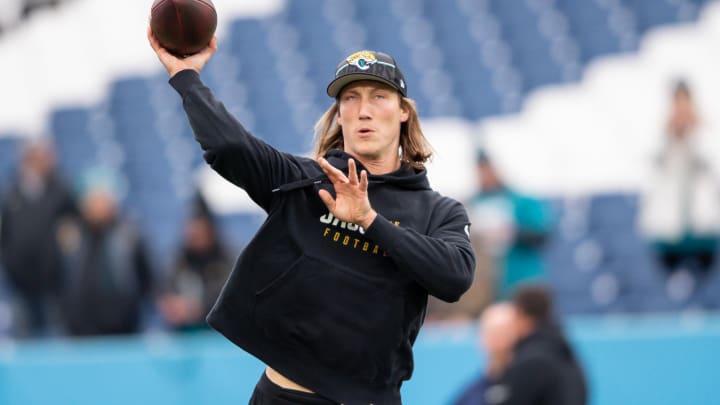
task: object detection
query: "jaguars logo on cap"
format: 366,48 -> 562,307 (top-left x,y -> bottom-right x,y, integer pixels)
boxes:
345,51 -> 377,71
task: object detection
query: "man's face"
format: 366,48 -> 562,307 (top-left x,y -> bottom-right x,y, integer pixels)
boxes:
185,217 -> 215,253
669,90 -> 695,138
480,305 -> 519,355
23,144 -> 55,177
479,161 -> 502,191
336,80 -> 409,164
82,190 -> 116,227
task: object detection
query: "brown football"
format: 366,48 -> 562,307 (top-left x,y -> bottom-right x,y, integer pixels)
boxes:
150,0 -> 217,57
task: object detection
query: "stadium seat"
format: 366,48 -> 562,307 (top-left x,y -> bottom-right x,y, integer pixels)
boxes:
488,0 -> 564,91
555,0 -> 627,63
50,107 -> 101,180
626,0 -> 686,34
424,1 -> 504,119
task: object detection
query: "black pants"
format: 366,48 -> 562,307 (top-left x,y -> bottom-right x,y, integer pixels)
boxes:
248,372 -> 337,405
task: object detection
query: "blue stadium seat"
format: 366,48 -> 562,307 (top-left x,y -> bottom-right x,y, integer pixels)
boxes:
587,193 -> 638,230
622,268 -> 711,313
546,238 -> 607,288
281,0 -> 341,104
697,267 -> 720,310
488,0 -> 564,91
552,270 -> 627,315
625,0 -> 682,34
124,189 -> 190,269
227,20 -> 275,79
424,1 -> 503,119
110,77 -> 150,106
50,107 -> 100,180
224,19 -> 306,148
555,0 -> 627,63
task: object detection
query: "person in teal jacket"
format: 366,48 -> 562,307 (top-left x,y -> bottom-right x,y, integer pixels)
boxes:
467,150 -> 552,300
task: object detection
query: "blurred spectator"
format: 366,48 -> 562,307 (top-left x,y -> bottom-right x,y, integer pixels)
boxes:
488,285 -> 587,405
0,139 -> 76,338
466,150 -> 552,300
59,169 -> 153,336
452,302 -> 519,405
158,194 -> 232,332
639,80 -> 720,275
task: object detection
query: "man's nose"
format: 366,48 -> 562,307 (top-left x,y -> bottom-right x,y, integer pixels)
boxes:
358,97 -> 372,119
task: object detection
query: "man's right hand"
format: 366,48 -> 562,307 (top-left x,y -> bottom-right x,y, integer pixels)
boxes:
147,26 -> 217,78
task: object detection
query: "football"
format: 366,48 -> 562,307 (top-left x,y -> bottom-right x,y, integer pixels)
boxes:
150,0 -> 217,57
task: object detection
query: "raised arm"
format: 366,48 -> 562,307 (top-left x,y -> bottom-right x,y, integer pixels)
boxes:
148,28 -> 306,211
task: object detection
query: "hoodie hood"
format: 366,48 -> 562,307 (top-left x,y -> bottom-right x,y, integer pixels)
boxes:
324,149 -> 430,191
274,149 -> 431,194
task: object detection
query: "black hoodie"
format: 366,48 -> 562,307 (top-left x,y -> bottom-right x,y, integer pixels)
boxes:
169,70 -> 475,404
490,324 -> 588,405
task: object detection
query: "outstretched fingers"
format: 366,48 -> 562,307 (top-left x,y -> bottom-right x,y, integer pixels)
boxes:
360,169 -> 368,192
347,158 -> 359,185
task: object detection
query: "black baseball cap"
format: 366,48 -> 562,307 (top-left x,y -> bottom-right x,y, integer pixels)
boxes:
327,50 -> 407,98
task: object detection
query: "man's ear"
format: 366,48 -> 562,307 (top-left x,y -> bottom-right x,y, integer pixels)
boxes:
400,106 -> 410,122
400,101 -> 409,123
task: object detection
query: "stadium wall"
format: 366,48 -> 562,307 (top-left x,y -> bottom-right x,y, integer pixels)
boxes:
0,313 -> 716,405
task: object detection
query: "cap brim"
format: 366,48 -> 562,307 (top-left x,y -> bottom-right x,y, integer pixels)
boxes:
327,73 -> 402,98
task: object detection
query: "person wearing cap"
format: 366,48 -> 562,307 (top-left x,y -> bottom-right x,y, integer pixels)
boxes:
148,31 -> 475,405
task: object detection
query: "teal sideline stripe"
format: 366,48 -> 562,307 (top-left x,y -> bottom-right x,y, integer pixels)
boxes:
1,313 -> 718,405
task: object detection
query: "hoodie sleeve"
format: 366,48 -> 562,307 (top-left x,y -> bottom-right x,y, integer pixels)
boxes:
363,197 -> 475,302
169,69 -> 305,211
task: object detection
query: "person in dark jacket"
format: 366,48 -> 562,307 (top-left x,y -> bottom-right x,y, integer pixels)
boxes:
452,303 -> 519,405
489,285 -> 588,405
0,139 -> 76,338
60,170 -> 153,336
148,31 -> 475,405
158,195 -> 232,332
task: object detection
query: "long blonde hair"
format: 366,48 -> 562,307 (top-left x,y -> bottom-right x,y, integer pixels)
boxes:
312,97 -> 433,170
